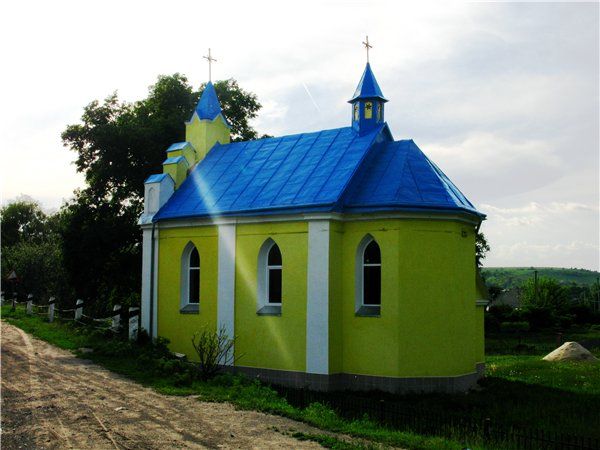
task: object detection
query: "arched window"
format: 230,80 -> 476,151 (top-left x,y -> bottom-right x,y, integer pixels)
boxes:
180,242 -> 200,313
267,244 -> 282,304
362,240 -> 381,305
257,239 -> 283,315
355,235 -> 381,316
188,247 -> 200,304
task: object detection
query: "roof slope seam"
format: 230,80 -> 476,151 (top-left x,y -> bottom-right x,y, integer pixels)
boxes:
247,137 -> 290,207
212,140 -> 259,207
289,129 -> 343,204
266,132 -> 319,207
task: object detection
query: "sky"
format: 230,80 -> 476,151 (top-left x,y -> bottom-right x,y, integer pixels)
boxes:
1,1 -> 598,270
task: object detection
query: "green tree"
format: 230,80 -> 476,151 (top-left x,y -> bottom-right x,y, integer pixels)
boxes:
60,74 -> 264,312
476,231 -> 490,267
1,199 -> 47,249
521,276 -> 569,312
1,199 -> 73,303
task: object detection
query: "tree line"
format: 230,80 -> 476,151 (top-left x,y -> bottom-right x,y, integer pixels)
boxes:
2,75 -> 263,316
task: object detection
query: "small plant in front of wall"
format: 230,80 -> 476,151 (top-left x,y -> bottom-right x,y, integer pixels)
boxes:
191,325 -> 239,380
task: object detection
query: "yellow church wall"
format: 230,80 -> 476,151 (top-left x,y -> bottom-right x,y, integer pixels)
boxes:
185,114 -> 230,162
156,226 -> 219,357
234,221 -> 308,372
336,218 -> 479,378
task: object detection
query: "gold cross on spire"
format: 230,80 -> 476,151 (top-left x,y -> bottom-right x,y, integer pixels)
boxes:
203,48 -> 217,82
362,36 -> 372,63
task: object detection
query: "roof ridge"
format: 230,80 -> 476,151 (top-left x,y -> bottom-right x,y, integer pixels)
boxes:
335,124 -> 389,209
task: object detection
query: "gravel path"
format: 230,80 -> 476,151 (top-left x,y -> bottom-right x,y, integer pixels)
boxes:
0,322 -> 332,449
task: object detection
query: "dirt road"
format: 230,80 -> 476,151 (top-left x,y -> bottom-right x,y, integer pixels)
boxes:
1,322 -> 330,449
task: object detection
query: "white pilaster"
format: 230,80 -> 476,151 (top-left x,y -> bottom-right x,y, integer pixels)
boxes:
141,226 -> 159,339
140,228 -> 152,335
306,220 -> 330,374
217,223 -> 236,364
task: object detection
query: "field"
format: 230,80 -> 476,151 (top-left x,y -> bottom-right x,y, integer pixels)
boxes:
2,305 -> 600,449
482,267 -> 600,288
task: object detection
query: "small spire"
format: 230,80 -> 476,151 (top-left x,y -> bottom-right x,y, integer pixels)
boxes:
203,48 -> 217,82
348,63 -> 387,103
193,81 -> 224,121
362,36 -> 372,63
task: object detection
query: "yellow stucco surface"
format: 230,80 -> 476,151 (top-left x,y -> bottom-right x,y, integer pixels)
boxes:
167,143 -> 197,167
156,226 -> 218,358
162,159 -> 188,189
185,114 -> 230,162
154,217 -> 483,378
331,218 -> 479,377
234,222 -> 308,372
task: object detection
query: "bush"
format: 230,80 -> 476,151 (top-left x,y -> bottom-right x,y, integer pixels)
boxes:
191,325 -> 237,380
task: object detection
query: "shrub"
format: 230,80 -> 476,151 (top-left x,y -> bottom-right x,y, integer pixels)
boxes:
191,325 -> 237,380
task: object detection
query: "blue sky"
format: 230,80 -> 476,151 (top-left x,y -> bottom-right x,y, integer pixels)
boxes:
1,1 -> 598,270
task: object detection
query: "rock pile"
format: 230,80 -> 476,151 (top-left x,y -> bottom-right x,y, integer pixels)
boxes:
542,342 -> 598,362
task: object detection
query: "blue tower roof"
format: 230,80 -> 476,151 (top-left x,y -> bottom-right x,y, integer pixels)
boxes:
193,81 -> 224,121
349,63 -> 388,103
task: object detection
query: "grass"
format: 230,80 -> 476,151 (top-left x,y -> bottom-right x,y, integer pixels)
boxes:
3,305 -> 600,449
486,327 -> 600,355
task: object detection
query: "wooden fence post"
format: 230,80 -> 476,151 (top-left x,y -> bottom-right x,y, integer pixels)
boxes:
0,291 -> 4,305
111,304 -> 121,332
75,299 -> 84,321
11,292 -> 17,311
128,307 -> 139,341
48,297 -> 56,322
26,294 -> 33,315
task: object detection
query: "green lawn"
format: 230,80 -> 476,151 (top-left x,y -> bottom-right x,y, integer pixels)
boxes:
3,305 -> 600,449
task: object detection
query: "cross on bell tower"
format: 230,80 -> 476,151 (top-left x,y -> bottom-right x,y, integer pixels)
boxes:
362,36 -> 372,63
203,48 -> 217,82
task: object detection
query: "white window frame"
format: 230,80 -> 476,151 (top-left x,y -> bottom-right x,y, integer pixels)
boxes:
180,241 -> 200,312
257,238 -> 282,315
355,234 -> 381,316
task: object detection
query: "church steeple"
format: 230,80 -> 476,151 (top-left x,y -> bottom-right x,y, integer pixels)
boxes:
184,50 -> 231,164
349,62 -> 387,134
349,37 -> 387,134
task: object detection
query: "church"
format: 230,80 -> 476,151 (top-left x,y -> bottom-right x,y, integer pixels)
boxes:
139,48 -> 487,393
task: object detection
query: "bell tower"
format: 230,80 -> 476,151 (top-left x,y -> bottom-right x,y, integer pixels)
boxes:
349,37 -> 387,135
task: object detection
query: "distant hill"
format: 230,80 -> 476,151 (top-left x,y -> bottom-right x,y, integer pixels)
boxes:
482,267 -> 600,289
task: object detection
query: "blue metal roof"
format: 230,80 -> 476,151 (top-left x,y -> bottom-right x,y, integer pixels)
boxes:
349,63 -> 388,103
342,140 -> 483,216
154,126 -> 385,220
193,81 -> 225,121
153,124 -> 483,221
167,142 -> 190,152
163,156 -> 186,165
145,173 -> 172,184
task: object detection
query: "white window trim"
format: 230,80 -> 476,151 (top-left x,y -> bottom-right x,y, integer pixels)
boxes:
180,241 -> 200,313
355,234 -> 381,316
257,238 -> 282,315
